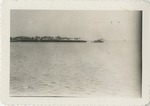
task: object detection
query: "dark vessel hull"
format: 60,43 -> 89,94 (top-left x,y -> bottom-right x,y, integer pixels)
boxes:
93,41 -> 104,43
91,41 -> 104,43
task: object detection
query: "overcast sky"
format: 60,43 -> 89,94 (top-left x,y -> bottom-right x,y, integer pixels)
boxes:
11,10 -> 142,41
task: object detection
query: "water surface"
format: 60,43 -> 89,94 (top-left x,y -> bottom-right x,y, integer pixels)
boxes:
10,41 -> 141,97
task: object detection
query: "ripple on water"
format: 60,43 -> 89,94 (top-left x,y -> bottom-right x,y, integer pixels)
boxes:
10,42 -> 141,97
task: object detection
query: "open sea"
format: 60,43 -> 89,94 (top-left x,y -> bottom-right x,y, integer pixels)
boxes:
10,41 -> 141,97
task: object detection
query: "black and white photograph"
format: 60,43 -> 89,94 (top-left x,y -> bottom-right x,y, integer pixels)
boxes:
10,10 -> 142,98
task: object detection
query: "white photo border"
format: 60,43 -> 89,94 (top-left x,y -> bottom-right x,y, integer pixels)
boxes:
1,0 -> 150,105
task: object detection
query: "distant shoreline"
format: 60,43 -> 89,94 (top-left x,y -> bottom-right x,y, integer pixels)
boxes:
10,40 -> 87,42
10,36 -> 105,43
10,36 -> 88,42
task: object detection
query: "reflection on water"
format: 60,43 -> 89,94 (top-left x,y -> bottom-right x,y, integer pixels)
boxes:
10,41 -> 141,97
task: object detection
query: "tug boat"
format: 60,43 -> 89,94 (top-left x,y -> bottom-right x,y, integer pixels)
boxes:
93,38 -> 104,43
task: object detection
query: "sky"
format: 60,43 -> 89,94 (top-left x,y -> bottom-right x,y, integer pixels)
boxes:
11,10 -> 142,41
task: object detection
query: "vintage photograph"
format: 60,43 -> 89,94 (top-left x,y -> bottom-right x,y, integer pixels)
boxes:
10,10 -> 142,98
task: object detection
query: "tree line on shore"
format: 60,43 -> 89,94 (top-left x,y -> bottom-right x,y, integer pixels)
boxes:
10,36 -> 81,41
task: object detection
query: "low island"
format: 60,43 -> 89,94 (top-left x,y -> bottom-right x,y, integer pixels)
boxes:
10,36 -> 87,42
